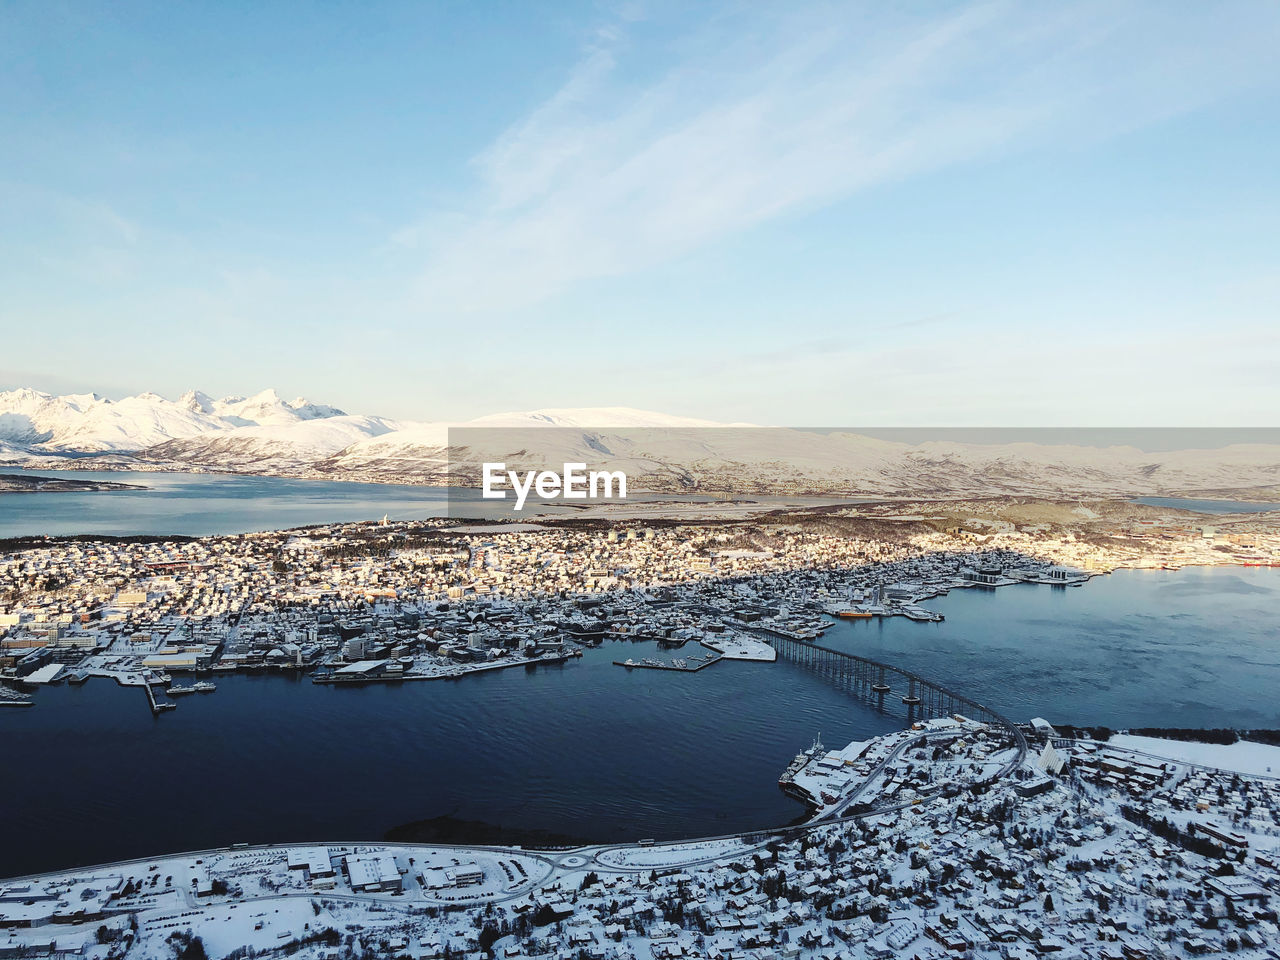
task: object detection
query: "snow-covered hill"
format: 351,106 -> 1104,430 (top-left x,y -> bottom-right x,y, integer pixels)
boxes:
3,387 -> 1278,498
145,415 -> 401,472
316,420 -> 1280,498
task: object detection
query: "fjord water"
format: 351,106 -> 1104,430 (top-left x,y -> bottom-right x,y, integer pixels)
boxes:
0,471 -> 840,536
0,471 -> 456,537
2,567 -> 1277,878
5,472 -> 1277,539
1134,496 -> 1280,514
0,642 -> 902,878
820,566 -> 1280,731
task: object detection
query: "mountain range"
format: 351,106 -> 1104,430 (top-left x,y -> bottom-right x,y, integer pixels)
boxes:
2,387 -> 1278,500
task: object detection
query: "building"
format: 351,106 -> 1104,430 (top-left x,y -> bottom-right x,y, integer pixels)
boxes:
447,863 -> 484,886
1014,773 -> 1054,798
333,659 -> 389,679
1204,875 -> 1267,903
345,853 -> 401,893
286,847 -> 336,886
1036,742 -> 1066,776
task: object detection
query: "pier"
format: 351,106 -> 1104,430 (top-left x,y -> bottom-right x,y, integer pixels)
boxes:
143,682 -> 175,714
0,686 -> 33,707
613,655 -> 722,672
312,652 -> 576,684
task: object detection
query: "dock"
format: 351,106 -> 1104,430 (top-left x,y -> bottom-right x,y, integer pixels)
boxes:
613,655 -> 722,672
312,652 -> 576,684
143,682 -> 176,714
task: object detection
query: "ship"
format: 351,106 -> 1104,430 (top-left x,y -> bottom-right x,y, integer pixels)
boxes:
167,684 -> 197,695
903,607 -> 944,622
193,681 -> 217,693
778,734 -> 826,787
836,610 -> 873,619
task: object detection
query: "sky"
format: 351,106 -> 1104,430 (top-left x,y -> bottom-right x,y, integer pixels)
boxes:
2,0 -> 1278,426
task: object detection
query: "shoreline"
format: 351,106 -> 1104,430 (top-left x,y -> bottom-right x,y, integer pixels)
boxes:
11,462 -> 1280,506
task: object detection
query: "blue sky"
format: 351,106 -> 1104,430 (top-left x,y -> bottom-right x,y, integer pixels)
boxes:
2,1 -> 1278,425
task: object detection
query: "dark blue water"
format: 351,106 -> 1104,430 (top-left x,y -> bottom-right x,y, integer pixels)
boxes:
2,568 -> 1277,879
821,567 -> 1280,730
1134,496 -> 1280,514
0,471 -> 851,537
0,471 -> 456,537
0,639 -> 899,878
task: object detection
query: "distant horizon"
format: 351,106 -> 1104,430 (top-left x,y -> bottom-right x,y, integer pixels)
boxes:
4,381 -> 1280,453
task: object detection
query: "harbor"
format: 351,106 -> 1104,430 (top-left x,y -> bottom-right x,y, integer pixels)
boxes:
1,566 -> 1277,880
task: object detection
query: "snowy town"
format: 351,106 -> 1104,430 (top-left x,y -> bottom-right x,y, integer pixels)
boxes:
2,716 -> 1280,960
1,499 -> 1278,706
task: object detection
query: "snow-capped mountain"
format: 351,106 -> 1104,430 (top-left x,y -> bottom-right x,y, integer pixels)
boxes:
3,387 -> 1279,498
179,389 -> 346,427
0,387 -> 349,454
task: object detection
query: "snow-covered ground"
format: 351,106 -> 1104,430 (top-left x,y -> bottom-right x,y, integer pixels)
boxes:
6,721 -> 1280,960
594,838 -> 758,870
1108,735 -> 1280,777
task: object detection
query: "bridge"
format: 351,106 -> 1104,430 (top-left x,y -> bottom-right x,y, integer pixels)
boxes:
763,629 -> 1027,769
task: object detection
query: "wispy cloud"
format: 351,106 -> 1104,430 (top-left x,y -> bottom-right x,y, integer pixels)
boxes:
402,1 -> 1279,314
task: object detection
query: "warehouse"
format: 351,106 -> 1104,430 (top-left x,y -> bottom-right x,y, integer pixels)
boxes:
345,854 -> 401,893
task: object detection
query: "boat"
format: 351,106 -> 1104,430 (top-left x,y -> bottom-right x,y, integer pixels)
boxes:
167,684 -> 197,695
903,607 -> 944,622
193,681 -> 217,693
779,734 -> 826,785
